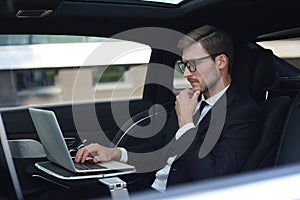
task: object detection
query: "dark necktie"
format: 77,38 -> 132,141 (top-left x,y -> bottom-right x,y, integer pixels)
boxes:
193,101 -> 208,125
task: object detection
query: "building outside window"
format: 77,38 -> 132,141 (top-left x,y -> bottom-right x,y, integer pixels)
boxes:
0,35 -> 151,107
15,69 -> 58,91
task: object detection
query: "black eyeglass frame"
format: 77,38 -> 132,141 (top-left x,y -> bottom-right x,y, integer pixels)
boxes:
175,53 -> 221,73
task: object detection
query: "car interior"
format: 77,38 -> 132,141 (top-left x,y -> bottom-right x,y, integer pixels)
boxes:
0,0 -> 299,199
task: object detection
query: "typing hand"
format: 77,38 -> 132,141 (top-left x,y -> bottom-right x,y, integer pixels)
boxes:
75,143 -> 121,163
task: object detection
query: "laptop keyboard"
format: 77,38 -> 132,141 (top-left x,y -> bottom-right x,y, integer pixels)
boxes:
74,161 -> 107,170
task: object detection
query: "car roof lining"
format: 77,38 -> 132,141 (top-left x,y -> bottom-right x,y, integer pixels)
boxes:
0,0 -> 299,43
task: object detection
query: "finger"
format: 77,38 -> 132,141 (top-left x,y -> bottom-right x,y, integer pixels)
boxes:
180,88 -> 193,98
192,90 -> 200,102
81,149 -> 91,163
175,98 -> 180,110
75,147 -> 85,162
93,156 -> 101,163
187,88 -> 194,95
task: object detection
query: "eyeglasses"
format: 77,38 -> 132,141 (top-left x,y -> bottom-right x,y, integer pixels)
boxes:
175,54 -> 219,73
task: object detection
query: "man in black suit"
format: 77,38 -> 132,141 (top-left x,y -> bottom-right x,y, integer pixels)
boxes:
75,25 -> 262,192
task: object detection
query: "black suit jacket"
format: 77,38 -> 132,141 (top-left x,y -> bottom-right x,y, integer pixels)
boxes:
125,83 -> 262,189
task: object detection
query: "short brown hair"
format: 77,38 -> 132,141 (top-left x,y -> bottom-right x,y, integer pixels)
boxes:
178,25 -> 234,73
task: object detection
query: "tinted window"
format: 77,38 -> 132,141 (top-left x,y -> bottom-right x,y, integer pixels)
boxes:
258,38 -> 300,70
0,35 -> 151,108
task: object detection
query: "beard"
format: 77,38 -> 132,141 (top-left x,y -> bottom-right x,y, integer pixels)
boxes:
188,68 -> 220,95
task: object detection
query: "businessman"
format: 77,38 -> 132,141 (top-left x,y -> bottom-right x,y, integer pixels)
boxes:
75,25 -> 262,192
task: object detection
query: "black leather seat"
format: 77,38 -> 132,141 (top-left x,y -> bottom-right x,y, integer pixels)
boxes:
243,96 -> 291,170
274,92 -> 300,167
231,47 -> 278,104
231,45 -> 291,171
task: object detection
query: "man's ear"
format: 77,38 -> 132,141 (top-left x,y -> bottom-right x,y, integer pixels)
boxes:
216,54 -> 228,70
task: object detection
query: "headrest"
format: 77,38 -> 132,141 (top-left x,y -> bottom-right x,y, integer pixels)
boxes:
231,46 -> 278,103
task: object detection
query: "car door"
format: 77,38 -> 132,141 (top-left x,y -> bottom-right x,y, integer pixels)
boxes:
0,35 -> 176,198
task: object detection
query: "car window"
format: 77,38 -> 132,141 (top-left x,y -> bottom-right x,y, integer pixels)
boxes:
173,67 -> 190,90
0,35 -> 151,108
257,38 -> 300,70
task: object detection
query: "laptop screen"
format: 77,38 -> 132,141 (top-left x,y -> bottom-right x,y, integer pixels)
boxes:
0,113 -> 24,200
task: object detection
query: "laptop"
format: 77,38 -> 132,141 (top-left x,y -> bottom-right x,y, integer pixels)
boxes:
29,107 -> 135,175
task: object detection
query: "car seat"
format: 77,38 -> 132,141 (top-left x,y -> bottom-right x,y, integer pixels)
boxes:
230,45 -> 291,171
274,92 -> 300,167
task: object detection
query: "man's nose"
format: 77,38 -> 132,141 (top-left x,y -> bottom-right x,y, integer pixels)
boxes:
183,67 -> 192,77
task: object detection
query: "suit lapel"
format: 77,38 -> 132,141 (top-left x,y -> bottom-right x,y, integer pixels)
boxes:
197,84 -> 239,158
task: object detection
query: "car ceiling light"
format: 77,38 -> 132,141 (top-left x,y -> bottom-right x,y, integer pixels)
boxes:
15,10 -> 53,18
140,0 -> 184,4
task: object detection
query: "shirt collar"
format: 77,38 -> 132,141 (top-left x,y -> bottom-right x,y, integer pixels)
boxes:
200,84 -> 230,106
